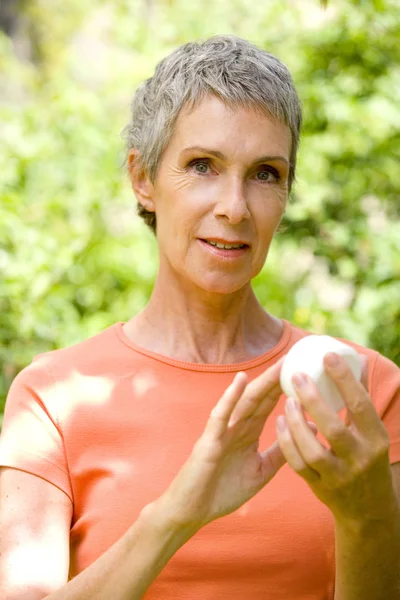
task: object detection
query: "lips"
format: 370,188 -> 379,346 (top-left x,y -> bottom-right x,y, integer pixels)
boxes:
200,238 -> 250,248
198,239 -> 249,259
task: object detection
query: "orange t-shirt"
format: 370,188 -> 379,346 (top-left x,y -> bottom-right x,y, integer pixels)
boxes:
1,319 -> 400,599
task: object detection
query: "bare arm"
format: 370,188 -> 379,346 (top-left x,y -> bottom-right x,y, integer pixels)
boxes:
45,499 -> 197,600
334,498 -> 400,600
334,463 -> 400,599
0,468 -> 71,599
2,359 -> 298,600
0,468 -> 197,600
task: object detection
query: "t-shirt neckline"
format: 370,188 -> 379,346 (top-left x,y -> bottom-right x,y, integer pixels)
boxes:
113,319 -> 293,372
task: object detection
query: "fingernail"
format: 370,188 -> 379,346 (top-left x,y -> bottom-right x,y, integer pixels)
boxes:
292,373 -> 308,388
286,397 -> 298,413
276,416 -> 287,432
325,352 -> 339,367
307,421 -> 318,434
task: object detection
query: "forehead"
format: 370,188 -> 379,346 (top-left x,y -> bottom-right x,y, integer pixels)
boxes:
167,94 -> 291,160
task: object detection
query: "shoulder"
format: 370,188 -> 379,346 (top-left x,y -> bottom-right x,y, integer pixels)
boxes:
30,322 -> 123,374
6,322 -> 128,422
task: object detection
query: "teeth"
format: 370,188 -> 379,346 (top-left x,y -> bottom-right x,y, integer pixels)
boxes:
207,240 -> 245,249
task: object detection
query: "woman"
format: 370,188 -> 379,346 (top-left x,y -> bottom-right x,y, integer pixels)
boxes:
1,36 -> 399,600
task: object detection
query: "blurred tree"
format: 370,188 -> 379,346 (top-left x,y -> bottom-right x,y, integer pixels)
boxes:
1,0 -> 399,421
0,0 -> 19,37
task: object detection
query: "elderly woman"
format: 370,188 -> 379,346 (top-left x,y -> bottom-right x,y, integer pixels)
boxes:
0,36 -> 399,600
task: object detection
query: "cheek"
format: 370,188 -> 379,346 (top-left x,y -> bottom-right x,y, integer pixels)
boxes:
178,178 -> 220,210
170,185 -> 213,237
251,196 -> 285,233
250,201 -> 285,258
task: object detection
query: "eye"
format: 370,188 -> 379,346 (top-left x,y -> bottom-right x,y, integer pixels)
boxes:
255,166 -> 280,183
187,158 -> 211,174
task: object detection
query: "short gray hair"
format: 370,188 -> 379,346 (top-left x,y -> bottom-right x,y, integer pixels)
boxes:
123,35 -> 302,233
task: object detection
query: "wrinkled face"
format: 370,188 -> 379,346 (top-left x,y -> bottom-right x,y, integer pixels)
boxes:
145,95 -> 291,294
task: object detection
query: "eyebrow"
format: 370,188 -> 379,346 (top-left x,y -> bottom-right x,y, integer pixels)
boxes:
181,146 -> 290,166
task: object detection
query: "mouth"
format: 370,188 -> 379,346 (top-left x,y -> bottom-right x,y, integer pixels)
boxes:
200,239 -> 250,250
198,238 -> 250,259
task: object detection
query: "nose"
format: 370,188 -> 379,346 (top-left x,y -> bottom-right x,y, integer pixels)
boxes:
213,176 -> 250,224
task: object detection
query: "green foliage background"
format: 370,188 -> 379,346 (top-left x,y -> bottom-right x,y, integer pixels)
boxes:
1,0 -> 400,420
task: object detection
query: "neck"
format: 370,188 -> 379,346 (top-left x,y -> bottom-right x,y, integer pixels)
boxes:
125,271 -> 283,364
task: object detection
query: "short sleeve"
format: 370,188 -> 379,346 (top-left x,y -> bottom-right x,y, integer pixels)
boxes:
0,355 -> 73,502
370,352 -> 400,464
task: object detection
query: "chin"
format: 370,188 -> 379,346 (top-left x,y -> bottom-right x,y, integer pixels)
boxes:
194,274 -> 250,295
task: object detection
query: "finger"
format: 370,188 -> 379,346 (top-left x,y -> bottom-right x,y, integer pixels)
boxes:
344,354 -> 367,428
206,372 -> 248,438
323,353 -> 381,439
307,421 -> 319,436
292,375 -> 358,458
360,354 -> 369,391
230,356 -> 286,425
252,355 -> 288,418
260,439 -> 287,480
284,397 -> 339,473
262,420 -> 318,479
275,416 -> 321,482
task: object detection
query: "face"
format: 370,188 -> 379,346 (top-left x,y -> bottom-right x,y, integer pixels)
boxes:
133,94 -> 291,295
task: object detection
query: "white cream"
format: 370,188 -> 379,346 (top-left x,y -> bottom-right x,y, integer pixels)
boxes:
280,335 -> 362,412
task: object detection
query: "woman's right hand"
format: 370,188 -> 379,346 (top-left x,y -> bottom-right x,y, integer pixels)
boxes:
155,357 -> 318,533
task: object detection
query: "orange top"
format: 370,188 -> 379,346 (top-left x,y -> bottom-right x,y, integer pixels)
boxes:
1,319 -> 399,599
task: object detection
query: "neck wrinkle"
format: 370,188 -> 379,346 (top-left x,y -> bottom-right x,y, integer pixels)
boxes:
130,275 -> 281,364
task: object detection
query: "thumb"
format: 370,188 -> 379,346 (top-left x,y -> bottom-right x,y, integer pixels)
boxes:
260,440 -> 287,476
307,421 -> 318,436
260,421 -> 319,478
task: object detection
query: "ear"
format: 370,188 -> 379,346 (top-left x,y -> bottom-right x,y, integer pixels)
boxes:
128,149 -> 155,213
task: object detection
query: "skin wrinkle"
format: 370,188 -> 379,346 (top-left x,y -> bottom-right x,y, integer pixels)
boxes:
126,95 -> 290,364
168,165 -> 194,192
124,36 -> 303,219
177,158 -> 288,203
179,146 -> 291,169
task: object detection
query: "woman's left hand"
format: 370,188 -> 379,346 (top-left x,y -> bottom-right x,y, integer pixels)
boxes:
276,352 -> 395,527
